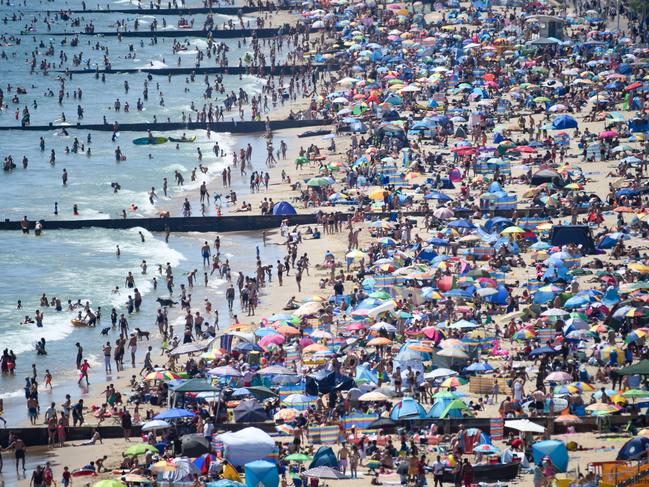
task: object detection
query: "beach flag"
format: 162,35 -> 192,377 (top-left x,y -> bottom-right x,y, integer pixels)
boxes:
490,418 -> 504,441
343,413 -> 379,431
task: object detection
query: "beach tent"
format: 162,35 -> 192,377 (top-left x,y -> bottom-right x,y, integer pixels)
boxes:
305,370 -> 355,395
355,365 -> 379,385
428,398 -> 463,418
552,115 -> 578,130
532,440 -> 568,472
245,460 -> 279,487
272,201 -> 297,216
549,226 -> 596,253
390,397 -> 427,420
219,427 -> 275,467
234,399 -> 267,423
617,437 -> 649,460
309,446 -> 339,469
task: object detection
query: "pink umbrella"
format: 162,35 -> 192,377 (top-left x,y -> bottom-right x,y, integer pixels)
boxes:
346,323 -> 368,331
299,337 -> 314,347
259,334 -> 285,347
599,130 -> 618,139
545,371 -> 572,383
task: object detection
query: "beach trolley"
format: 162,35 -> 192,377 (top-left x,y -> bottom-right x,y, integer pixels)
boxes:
588,460 -> 649,487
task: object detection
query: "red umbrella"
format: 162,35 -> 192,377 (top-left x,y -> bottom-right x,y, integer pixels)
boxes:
508,145 -> 537,153
624,81 -> 643,92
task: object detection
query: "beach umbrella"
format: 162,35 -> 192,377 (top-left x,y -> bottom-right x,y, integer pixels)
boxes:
621,389 -> 649,398
123,444 -> 159,457
306,177 -> 333,187
473,444 -> 500,453
433,207 -> 454,219
282,394 -> 317,409
441,376 -> 467,387
93,482 -> 126,487
141,419 -> 171,432
208,365 -> 243,377
285,454 -> 313,463
154,408 -> 196,420
554,414 -> 583,424
585,402 -> 619,413
424,368 -> 457,380
505,419 -> 545,433
274,408 -> 299,422
464,362 -> 494,373
302,466 -> 348,479
145,370 -> 181,382
570,382 -> 594,392
437,348 -> 469,359
541,308 -> 569,317
359,391 -> 390,401
367,337 -> 393,346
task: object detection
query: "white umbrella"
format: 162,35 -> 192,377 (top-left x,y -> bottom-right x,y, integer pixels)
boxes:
370,322 -> 397,332
505,419 -> 546,433
433,207 -> 454,219
424,368 -> 457,380
142,419 -> 171,432
541,308 -> 569,317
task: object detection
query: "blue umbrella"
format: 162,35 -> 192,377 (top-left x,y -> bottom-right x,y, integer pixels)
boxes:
154,408 -> 196,420
448,219 -> 476,229
464,362 -> 494,372
529,346 -> 558,356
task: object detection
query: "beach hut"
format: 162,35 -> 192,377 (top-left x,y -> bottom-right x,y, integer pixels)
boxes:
245,460 -> 279,487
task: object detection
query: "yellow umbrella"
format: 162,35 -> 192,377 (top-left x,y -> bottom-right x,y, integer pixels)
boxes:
500,226 -> 525,235
369,189 -> 388,200
629,263 -> 649,274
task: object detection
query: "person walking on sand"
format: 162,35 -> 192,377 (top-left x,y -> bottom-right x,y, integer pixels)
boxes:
103,342 -> 112,374
4,433 -> 26,473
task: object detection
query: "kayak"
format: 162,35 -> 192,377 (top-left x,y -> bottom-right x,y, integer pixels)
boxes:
169,136 -> 197,143
132,136 -> 168,145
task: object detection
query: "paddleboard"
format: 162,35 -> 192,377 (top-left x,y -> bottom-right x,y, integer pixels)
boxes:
132,136 -> 168,145
169,136 -> 197,143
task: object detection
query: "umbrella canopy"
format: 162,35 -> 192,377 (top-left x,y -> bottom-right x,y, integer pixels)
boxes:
123,444 -> 159,457
180,434 -> 211,457
141,420 -> 171,432
302,466 -> 349,479
154,408 -> 196,420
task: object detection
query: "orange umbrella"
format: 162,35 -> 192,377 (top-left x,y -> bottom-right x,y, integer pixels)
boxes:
276,325 -> 300,335
226,323 -> 252,332
554,414 -> 582,424
367,337 -> 393,346
408,344 -> 434,352
303,343 -> 329,353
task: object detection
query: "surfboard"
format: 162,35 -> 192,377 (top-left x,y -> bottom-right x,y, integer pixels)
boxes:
132,136 -> 168,145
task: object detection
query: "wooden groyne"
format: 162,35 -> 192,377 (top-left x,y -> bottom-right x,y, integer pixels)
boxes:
57,63 -> 337,76
0,118 -> 332,132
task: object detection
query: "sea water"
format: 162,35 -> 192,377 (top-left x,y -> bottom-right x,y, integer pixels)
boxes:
0,0 -> 290,424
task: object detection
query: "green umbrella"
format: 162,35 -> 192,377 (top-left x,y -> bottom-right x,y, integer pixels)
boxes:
295,156 -> 309,165
621,389 -> 649,398
285,453 -> 313,462
432,391 -> 458,399
369,291 -> 391,300
306,177 -> 332,187
123,443 -> 159,457
93,481 -> 127,487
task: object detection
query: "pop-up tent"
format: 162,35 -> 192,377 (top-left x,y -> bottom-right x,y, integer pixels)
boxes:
245,460 -> 279,487
272,201 -> 297,216
305,370 -> 355,396
550,226 -> 596,253
390,397 -> 427,420
617,437 -> 649,460
219,427 -> 275,467
532,440 -> 568,472
309,446 -> 339,469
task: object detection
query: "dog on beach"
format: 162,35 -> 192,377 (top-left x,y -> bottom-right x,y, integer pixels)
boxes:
100,327 -> 111,336
156,297 -> 177,307
134,328 -> 150,341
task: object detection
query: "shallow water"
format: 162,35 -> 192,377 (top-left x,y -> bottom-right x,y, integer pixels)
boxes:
0,0 -> 289,426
